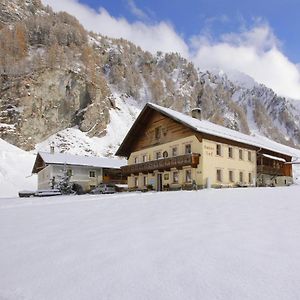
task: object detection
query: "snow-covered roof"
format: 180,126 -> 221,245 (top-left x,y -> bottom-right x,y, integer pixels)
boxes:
262,153 -> 286,162
37,152 -> 126,170
145,103 -> 300,158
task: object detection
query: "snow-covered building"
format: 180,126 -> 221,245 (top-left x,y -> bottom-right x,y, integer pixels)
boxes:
116,103 -> 298,190
32,151 -> 126,192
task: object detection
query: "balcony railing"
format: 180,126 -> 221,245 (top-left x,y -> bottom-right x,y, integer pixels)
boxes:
257,165 -> 284,176
121,153 -> 200,176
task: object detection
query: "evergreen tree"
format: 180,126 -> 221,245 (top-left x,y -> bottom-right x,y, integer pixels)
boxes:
55,168 -> 74,195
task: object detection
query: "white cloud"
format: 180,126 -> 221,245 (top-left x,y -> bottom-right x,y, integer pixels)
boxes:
41,0 -> 189,57
42,0 -> 300,100
191,25 -> 300,99
127,0 -> 148,21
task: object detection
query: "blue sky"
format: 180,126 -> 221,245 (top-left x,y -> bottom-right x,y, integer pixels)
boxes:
78,0 -> 299,63
43,0 -> 300,99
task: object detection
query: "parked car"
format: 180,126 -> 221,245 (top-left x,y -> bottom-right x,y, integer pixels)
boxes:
18,190 -> 36,198
35,189 -> 62,197
90,184 -> 116,194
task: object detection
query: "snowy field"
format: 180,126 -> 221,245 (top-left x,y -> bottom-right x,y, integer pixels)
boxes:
1,186 -> 300,300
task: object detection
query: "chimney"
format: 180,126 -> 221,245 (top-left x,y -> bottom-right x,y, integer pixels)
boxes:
191,108 -> 202,121
50,145 -> 55,154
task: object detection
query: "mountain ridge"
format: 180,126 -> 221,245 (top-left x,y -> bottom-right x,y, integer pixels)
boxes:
0,0 -> 299,155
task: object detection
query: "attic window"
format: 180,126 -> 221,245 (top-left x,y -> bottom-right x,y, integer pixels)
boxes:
155,127 -> 161,139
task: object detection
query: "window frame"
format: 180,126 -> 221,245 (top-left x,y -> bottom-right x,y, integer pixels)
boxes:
134,177 -> 139,187
239,149 -> 243,160
155,126 -> 161,140
172,147 -> 178,157
248,151 -> 252,162
229,170 -> 234,182
172,171 -> 179,184
239,171 -> 244,182
228,147 -> 233,159
89,170 -> 96,178
216,169 -> 222,182
155,151 -> 162,160
248,172 -> 252,184
185,169 -> 192,183
143,176 -> 147,187
216,144 -> 222,156
185,144 -> 192,155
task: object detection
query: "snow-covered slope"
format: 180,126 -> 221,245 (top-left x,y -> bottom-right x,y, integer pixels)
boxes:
1,187 -> 300,299
36,93 -> 141,157
0,138 -> 36,198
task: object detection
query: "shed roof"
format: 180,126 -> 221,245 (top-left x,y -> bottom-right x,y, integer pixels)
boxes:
32,152 -> 126,174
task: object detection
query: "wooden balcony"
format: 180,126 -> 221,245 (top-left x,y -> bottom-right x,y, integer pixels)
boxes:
257,165 -> 284,176
121,153 -> 200,176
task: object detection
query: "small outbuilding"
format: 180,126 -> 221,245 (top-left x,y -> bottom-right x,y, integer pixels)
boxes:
32,151 -> 126,192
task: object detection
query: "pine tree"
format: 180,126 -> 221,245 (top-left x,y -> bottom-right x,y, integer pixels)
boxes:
55,168 -> 74,194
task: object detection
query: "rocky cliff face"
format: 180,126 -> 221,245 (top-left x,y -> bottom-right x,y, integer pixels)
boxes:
0,69 -> 111,149
0,0 -> 299,152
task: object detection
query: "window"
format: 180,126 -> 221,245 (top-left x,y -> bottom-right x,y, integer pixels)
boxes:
163,151 -> 168,158
156,152 -> 162,160
164,173 -> 169,180
239,171 -> 243,182
216,169 -> 222,182
229,170 -> 234,182
248,151 -> 252,162
142,155 -> 147,162
248,173 -> 252,184
67,169 -> 73,177
185,170 -> 192,183
228,147 -> 233,158
155,127 -> 161,139
172,147 -> 178,157
143,176 -> 147,187
173,171 -> 179,183
185,144 -> 191,154
216,144 -> 222,156
134,177 -> 139,187
89,170 -> 96,178
134,157 -> 139,164
239,149 -> 243,160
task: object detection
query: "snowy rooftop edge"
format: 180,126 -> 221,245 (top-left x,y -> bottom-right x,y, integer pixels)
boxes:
39,152 -> 126,169
148,103 -> 300,158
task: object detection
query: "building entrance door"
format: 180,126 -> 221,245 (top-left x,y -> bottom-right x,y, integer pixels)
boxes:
157,174 -> 162,191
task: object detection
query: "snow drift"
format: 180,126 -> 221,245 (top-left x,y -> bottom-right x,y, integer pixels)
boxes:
0,138 -> 36,198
